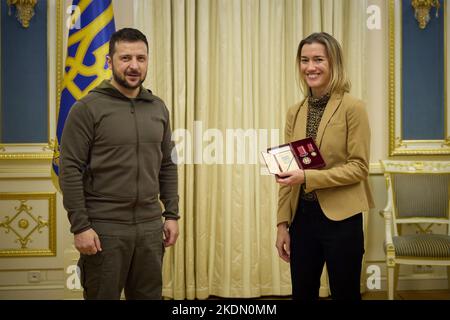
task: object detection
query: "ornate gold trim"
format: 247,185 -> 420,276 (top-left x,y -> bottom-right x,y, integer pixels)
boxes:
389,0 -> 449,155
56,0 -> 63,116
389,0 -> 397,156
0,193 -> 56,257
0,150 -> 53,160
0,3 -> 2,144
0,167 -> 51,175
0,200 -> 49,248
7,0 -> 38,28
381,159 -> 450,173
0,1 -> 63,160
411,0 -> 441,29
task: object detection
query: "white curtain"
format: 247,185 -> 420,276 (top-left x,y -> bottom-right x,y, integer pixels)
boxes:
135,0 -> 366,299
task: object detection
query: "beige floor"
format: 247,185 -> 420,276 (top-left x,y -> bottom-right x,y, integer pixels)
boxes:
240,290 -> 450,300
209,290 -> 450,300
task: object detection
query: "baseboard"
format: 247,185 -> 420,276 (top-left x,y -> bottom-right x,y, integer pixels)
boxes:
364,275 -> 449,293
0,273 -> 446,299
395,276 -> 448,291
0,284 -> 64,299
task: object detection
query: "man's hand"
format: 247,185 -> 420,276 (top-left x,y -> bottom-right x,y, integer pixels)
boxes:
275,223 -> 291,263
74,228 -> 102,255
163,219 -> 179,247
275,169 -> 305,186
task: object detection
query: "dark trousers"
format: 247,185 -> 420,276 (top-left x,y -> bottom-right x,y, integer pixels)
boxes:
289,200 -> 364,300
77,219 -> 164,300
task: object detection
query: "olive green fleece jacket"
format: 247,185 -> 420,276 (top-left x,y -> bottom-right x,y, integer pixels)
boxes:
60,80 -> 179,234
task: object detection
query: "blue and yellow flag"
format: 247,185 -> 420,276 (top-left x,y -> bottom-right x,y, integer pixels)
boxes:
52,0 -> 115,190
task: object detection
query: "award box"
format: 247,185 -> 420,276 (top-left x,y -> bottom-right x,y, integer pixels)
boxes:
261,137 -> 325,174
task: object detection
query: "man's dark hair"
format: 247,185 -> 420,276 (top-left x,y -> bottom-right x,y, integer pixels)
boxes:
108,28 -> 148,57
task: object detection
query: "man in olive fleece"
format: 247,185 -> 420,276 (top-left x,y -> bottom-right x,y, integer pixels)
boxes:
59,28 -> 179,300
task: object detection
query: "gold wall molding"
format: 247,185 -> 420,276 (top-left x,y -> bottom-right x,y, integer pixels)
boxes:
380,159 -> 450,173
0,193 -> 56,257
369,162 -> 384,175
0,145 -> 53,160
0,168 -> 52,179
0,200 -> 48,249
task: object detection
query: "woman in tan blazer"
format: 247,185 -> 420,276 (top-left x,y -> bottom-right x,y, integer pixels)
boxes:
275,32 -> 374,300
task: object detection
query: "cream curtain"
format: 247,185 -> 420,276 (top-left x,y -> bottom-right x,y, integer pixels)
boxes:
135,0 -> 366,299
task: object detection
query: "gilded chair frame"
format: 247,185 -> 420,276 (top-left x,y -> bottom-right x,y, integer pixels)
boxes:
380,160 -> 450,300
0,0 -> 63,160
388,0 -> 450,155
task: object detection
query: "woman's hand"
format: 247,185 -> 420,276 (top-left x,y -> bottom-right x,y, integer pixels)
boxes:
275,223 -> 291,263
275,169 -> 305,186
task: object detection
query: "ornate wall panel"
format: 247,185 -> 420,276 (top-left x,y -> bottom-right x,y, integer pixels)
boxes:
0,193 -> 56,257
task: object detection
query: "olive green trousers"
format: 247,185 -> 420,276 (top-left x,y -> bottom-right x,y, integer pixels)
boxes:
77,219 -> 164,300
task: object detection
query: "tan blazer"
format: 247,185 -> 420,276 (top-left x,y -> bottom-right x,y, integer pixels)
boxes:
277,92 -> 375,225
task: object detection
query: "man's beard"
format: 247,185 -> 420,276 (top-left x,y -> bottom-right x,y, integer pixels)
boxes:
112,66 -> 146,90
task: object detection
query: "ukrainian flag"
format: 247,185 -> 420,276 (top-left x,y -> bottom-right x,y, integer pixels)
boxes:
52,0 -> 115,190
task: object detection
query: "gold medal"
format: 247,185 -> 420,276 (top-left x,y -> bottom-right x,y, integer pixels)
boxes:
302,156 -> 311,165
311,151 -> 317,157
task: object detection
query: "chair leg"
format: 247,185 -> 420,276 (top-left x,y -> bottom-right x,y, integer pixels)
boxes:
394,265 -> 399,295
447,266 -> 450,291
387,265 -> 395,300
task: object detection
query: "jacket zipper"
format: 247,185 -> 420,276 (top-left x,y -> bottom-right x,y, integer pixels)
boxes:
131,100 -> 139,224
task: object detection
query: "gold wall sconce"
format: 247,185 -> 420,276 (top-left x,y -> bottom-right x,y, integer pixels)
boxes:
7,0 -> 38,28
411,0 -> 440,29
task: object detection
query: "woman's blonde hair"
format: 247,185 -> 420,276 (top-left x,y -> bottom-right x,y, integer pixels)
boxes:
296,32 -> 351,96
